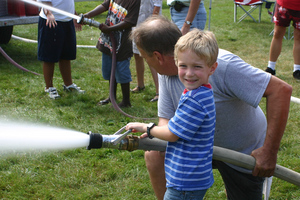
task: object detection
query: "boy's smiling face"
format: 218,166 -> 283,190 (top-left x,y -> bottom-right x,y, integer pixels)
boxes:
177,49 -> 217,91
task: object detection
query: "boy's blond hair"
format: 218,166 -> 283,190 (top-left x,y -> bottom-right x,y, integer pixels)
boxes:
174,29 -> 219,67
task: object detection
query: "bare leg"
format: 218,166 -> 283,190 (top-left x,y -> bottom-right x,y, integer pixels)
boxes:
43,61 -> 55,89
134,53 -> 145,88
145,151 -> 166,200
293,28 -> 300,65
58,59 -> 73,86
269,25 -> 287,62
149,66 -> 159,95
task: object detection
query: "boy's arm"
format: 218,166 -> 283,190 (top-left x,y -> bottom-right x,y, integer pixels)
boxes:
99,21 -> 133,33
83,4 -> 107,18
149,125 -> 179,142
126,122 -> 179,142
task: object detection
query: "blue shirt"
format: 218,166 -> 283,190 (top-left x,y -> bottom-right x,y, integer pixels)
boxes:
166,85 -> 215,191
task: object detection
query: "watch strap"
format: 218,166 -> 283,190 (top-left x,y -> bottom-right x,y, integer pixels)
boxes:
147,123 -> 156,139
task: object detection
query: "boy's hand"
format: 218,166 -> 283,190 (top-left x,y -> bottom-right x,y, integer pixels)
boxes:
125,122 -> 147,133
74,19 -> 82,32
140,133 -> 148,139
99,23 -> 110,33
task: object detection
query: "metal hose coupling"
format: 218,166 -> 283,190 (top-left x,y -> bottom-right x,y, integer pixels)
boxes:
78,14 -> 102,29
86,132 -> 139,151
86,131 -> 167,152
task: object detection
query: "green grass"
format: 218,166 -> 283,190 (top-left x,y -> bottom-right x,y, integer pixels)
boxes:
0,0 -> 299,199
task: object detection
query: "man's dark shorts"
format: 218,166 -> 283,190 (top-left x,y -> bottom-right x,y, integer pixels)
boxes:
273,3 -> 300,30
38,17 -> 76,62
213,160 -> 265,200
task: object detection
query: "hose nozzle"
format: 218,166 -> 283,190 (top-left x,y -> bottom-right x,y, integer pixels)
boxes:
78,14 -> 102,29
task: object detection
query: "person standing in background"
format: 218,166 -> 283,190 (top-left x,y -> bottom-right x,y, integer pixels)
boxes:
38,0 -> 85,99
167,0 -> 207,35
265,0 -> 300,79
131,0 -> 162,102
83,0 -> 140,107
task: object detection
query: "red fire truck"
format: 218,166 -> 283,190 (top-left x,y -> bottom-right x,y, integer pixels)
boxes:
0,0 -> 40,44
0,0 -> 87,44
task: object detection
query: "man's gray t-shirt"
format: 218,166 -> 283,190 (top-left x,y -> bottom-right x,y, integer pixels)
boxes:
158,49 -> 271,173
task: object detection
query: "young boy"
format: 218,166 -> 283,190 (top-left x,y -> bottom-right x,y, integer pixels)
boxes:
125,29 -> 218,200
83,0 -> 140,107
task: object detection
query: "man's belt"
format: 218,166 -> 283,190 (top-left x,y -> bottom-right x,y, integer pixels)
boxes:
171,1 -> 188,12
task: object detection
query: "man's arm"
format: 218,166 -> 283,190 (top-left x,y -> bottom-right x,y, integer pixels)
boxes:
251,76 -> 292,177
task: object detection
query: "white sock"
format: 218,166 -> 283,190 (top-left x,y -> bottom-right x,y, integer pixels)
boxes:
293,64 -> 300,72
268,61 -> 276,70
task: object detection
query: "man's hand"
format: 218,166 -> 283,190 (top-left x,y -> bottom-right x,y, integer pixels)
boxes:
251,146 -> 277,177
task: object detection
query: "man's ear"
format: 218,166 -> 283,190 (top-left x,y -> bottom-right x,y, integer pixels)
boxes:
153,51 -> 164,65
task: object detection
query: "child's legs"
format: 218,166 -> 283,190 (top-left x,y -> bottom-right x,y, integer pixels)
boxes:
59,59 -> 72,86
43,62 -> 55,89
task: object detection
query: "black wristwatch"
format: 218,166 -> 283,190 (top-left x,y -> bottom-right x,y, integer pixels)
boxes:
147,123 -> 156,139
185,20 -> 192,25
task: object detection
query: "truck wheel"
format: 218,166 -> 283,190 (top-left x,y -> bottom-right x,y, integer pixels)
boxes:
0,26 -> 13,44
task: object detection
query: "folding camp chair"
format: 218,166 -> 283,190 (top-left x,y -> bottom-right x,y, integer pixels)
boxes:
234,0 -> 263,23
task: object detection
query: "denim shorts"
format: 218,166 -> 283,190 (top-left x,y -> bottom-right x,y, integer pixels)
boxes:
102,53 -> 132,83
170,2 -> 207,30
164,187 -> 207,200
38,17 -> 76,62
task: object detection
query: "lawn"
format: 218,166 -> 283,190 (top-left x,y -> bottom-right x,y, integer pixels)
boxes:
0,0 -> 299,199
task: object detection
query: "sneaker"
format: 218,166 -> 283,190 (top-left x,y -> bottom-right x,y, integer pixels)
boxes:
45,87 -> 61,99
293,70 -> 300,80
63,83 -> 85,93
265,67 -> 276,75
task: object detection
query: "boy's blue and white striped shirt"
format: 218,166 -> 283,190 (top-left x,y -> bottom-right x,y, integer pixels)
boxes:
166,85 -> 215,191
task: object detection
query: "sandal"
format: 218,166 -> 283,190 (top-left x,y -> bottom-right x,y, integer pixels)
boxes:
150,94 -> 159,102
97,98 -> 110,106
131,86 -> 145,93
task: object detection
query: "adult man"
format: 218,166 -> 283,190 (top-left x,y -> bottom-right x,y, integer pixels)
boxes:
131,15 -> 292,200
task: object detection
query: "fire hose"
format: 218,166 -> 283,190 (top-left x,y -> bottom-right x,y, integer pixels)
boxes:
86,131 -> 300,187
0,46 -> 40,75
